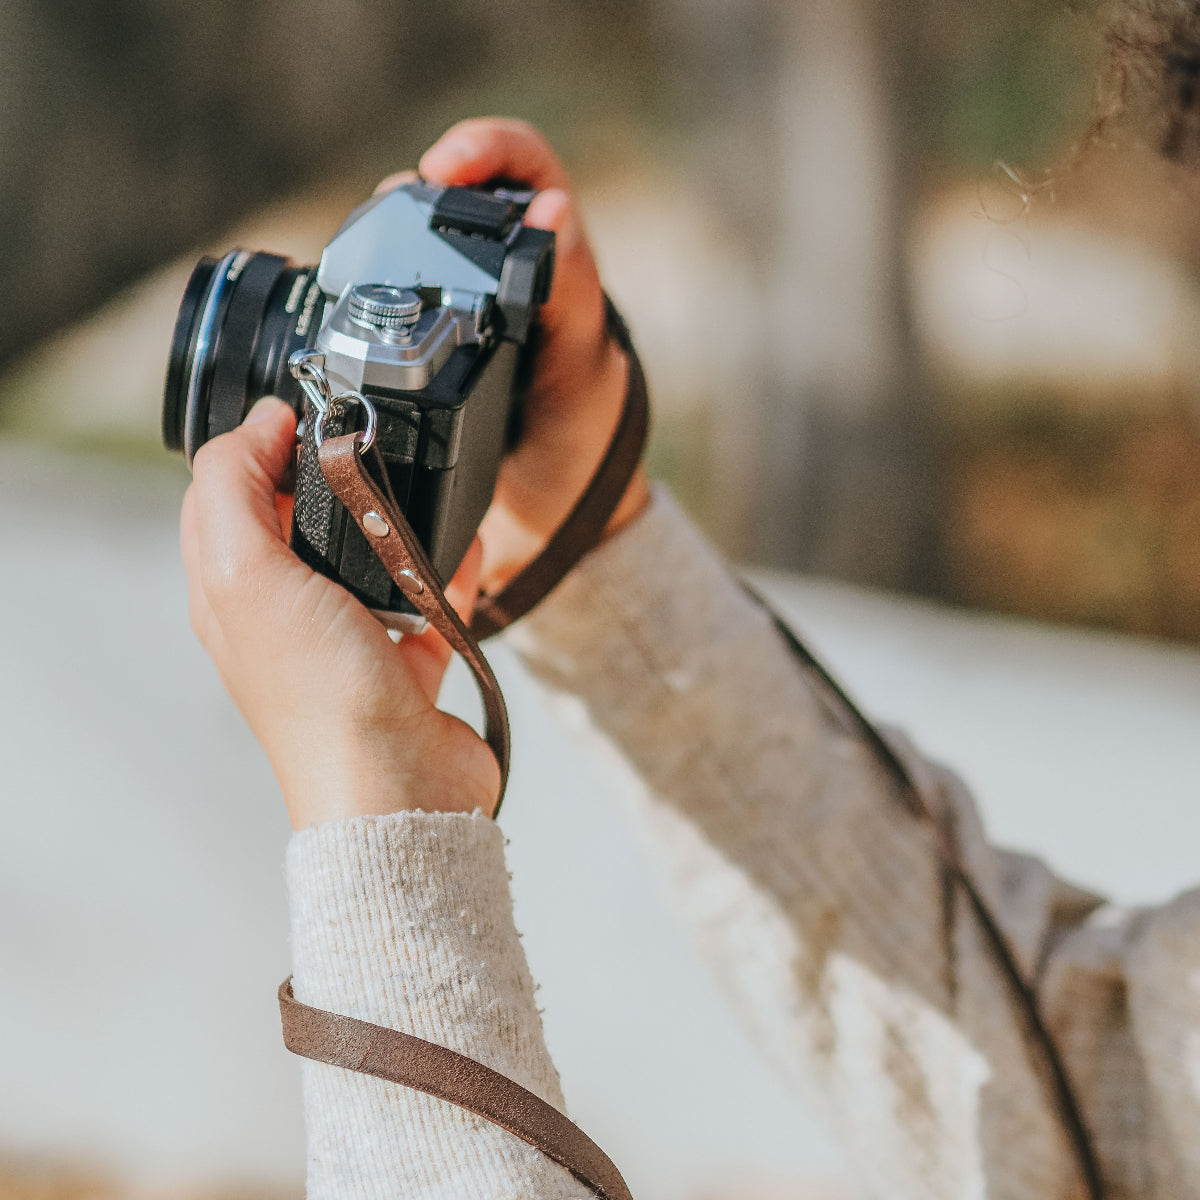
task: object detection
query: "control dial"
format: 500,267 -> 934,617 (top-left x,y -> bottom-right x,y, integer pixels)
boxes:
348,284 -> 422,331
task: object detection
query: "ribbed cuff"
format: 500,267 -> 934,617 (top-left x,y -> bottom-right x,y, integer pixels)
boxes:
287,809 -> 564,1103
286,811 -> 586,1199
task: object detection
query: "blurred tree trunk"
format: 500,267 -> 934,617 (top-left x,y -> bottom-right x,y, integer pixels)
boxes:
667,0 -> 938,590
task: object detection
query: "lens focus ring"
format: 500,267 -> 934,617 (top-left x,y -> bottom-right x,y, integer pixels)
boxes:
348,284 -> 422,330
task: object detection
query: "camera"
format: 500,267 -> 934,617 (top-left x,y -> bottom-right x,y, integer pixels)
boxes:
163,180 -> 555,630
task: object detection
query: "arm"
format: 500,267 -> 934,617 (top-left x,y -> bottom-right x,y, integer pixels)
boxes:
178,120 -> 653,1197
286,810 -> 589,1199
504,485 -> 1093,1195
179,401 -> 590,1197
507,490 -> 1200,1196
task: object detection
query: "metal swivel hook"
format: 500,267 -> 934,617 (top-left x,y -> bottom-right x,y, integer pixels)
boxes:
287,349 -> 378,452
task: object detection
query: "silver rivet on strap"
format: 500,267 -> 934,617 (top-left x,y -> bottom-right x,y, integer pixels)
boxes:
362,510 -> 390,537
397,569 -> 425,597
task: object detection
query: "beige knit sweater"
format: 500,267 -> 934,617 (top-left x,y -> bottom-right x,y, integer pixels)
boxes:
287,488 -> 1200,1199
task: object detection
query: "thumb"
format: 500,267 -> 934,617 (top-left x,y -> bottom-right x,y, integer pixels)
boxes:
191,398 -> 299,577
241,395 -> 297,475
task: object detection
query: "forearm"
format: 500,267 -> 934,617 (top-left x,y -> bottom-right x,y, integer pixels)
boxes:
287,811 -> 587,1199
507,485 -> 956,1017
507,487 -> 1078,1195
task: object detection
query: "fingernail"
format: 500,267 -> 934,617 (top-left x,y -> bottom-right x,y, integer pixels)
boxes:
245,397 -> 283,426
527,188 -> 578,249
374,169 -> 419,195
436,134 -> 472,159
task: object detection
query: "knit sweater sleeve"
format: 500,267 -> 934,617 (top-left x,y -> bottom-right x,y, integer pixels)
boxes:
280,487 -> 1200,1198
506,484 -> 1200,1199
286,810 -> 590,1199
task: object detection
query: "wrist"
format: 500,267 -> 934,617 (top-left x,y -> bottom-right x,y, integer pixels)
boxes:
481,340 -> 648,593
275,714 -> 501,831
603,467 -> 652,541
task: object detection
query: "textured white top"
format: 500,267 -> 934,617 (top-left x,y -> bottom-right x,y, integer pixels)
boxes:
287,487 -> 1200,1199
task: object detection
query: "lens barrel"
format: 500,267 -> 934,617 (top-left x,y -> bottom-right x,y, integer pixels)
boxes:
163,250 -> 325,462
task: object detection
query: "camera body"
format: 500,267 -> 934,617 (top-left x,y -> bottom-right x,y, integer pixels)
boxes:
163,181 -> 555,629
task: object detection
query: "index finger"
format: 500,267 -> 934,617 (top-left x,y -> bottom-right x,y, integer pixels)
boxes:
418,118 -> 572,192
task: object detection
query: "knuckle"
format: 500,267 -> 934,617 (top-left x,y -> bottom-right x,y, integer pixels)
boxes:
496,115 -> 539,140
189,435 -> 230,491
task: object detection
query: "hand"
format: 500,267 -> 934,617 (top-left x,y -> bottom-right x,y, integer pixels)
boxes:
180,398 -> 501,830
379,118 -> 651,593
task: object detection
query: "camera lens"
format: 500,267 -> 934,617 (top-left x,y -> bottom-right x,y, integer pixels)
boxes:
163,250 -> 326,463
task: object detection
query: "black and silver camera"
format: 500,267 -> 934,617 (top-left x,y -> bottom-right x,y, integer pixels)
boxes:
163,180 -> 554,629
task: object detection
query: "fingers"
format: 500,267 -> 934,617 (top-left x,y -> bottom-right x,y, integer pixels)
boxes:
381,120 -> 605,355
397,537 -> 484,704
520,186 -> 605,349
419,118 -> 572,191
188,398 -> 299,606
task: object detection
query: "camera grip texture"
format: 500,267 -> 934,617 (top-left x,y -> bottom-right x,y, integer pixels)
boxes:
292,401 -> 397,612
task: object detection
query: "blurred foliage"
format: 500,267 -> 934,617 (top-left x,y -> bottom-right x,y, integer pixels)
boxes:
6,0 -> 1200,641
915,5 -> 1102,173
0,0 -> 1125,373
0,0 -> 668,371
944,403 -> 1200,638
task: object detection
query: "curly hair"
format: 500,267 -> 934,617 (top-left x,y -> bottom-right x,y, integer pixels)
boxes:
1100,0 -> 1200,164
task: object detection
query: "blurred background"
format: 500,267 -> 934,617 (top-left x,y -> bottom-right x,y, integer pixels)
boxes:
3,1 -> 1200,1198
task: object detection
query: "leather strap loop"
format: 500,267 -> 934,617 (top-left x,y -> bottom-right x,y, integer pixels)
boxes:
318,434 -> 510,813
279,979 -> 634,1200
315,297 -> 649,812
305,297 -> 1101,1195
471,295 -> 650,639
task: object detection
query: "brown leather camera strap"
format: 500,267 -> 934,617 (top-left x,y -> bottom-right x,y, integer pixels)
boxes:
305,299 -> 1102,1196
317,296 -> 649,815
298,302 -> 650,1194
747,586 -> 1106,1200
470,295 -> 650,639
318,433 -> 511,812
278,979 -> 634,1200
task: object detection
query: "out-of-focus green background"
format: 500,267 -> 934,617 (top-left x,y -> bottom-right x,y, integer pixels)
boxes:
4,3 -> 1200,1199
